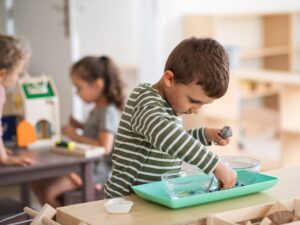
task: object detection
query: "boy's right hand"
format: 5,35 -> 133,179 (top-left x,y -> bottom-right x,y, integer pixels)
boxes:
213,161 -> 237,189
2,156 -> 35,166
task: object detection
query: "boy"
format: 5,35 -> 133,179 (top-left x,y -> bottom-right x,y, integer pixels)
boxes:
104,37 -> 237,198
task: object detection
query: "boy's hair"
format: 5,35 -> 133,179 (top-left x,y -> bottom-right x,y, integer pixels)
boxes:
71,56 -> 125,110
0,34 -> 30,73
164,37 -> 229,98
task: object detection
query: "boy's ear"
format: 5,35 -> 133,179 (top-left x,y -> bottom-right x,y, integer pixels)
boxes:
163,70 -> 175,88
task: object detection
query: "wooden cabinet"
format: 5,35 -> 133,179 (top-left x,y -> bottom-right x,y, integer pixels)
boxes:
182,11 -> 300,169
184,12 -> 299,72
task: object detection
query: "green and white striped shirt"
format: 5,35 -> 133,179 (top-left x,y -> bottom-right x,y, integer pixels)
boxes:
104,83 -> 220,198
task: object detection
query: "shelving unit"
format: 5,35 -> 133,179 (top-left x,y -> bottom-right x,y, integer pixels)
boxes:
182,11 -> 300,169
184,12 -> 299,72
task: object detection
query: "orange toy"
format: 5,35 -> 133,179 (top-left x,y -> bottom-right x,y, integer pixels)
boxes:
17,120 -> 36,147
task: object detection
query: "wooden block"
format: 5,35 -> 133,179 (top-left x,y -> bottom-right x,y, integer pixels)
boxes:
29,204 -> 56,225
245,221 -> 253,225
265,201 -> 289,216
259,217 -> 272,225
208,199 -> 300,225
77,222 -> 89,225
294,199 -> 300,219
282,221 -> 300,225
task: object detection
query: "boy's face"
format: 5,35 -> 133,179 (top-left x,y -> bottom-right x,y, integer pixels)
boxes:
0,60 -> 26,88
164,72 -> 215,116
71,73 -> 103,103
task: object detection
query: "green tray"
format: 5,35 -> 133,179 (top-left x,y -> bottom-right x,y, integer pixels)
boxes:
132,172 -> 278,209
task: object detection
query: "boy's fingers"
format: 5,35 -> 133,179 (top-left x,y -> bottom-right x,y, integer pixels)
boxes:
215,138 -> 229,146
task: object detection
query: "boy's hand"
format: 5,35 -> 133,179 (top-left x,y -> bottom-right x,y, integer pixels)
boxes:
2,156 -> 35,166
204,128 -> 230,146
213,161 -> 237,189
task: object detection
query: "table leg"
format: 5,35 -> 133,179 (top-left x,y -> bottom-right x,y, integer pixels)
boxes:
82,161 -> 94,202
20,182 -> 30,207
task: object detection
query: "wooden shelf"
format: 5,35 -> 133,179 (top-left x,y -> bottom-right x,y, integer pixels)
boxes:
232,69 -> 300,85
183,12 -> 300,168
240,87 -> 279,100
241,46 -> 290,59
240,107 -> 279,127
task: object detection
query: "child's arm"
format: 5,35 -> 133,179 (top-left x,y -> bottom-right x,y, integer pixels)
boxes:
131,104 -> 220,174
0,139 -> 34,166
0,139 -> 8,163
214,161 -> 237,189
62,125 -> 114,155
132,105 -> 236,188
186,127 -> 212,146
69,116 -> 84,129
187,128 -> 230,146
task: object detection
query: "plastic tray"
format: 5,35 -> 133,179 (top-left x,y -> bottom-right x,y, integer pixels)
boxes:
132,172 -> 278,209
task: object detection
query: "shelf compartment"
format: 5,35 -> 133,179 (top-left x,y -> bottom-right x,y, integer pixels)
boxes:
241,46 -> 290,60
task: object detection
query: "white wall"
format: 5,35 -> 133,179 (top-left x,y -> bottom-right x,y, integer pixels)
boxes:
12,0 -> 73,124
69,0 -> 139,120
74,0 -> 138,67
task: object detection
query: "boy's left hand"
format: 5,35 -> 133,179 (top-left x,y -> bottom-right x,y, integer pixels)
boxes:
204,128 -> 230,146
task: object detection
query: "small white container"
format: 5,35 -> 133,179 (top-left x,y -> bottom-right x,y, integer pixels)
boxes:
104,198 -> 133,214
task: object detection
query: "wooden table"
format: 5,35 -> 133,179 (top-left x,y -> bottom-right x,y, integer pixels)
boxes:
0,149 -> 99,207
56,166 -> 300,225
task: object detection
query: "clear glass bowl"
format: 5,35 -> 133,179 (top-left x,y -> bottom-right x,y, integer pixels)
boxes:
221,156 -> 261,185
161,169 -> 214,199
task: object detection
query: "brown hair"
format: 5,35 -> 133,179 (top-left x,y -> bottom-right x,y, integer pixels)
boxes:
164,37 -> 229,98
71,56 -> 125,110
0,34 -> 30,73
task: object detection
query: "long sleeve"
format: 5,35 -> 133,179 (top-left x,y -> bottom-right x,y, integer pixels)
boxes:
186,127 -> 211,146
131,103 -> 219,174
105,84 -> 220,198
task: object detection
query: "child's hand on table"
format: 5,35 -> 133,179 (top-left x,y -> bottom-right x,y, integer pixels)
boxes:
2,155 -> 35,166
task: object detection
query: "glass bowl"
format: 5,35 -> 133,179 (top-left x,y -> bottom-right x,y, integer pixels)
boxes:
161,169 -> 214,199
221,156 -> 261,185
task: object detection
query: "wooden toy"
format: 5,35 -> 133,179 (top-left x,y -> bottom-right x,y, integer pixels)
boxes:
208,199 -> 300,225
24,204 -> 58,225
18,75 -> 60,148
17,120 -> 36,147
0,204 -> 89,225
52,141 -> 105,158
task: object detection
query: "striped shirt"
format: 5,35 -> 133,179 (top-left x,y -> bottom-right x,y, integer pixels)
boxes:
104,83 -> 220,198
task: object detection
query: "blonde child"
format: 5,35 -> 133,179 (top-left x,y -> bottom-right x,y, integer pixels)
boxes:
0,34 -> 34,166
32,56 -> 125,207
105,37 -> 237,198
